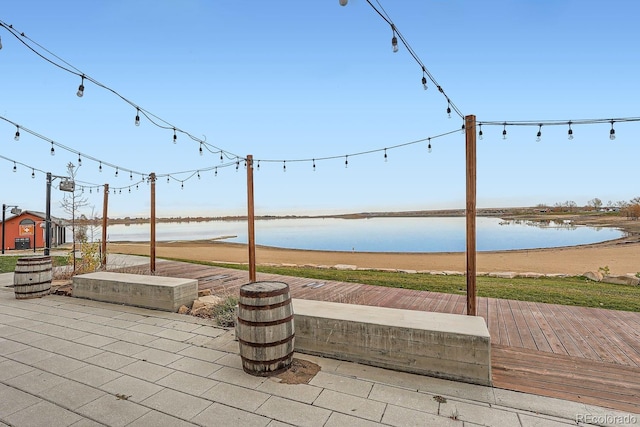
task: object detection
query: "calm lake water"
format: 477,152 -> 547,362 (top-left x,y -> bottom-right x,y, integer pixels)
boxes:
98,217 -> 625,253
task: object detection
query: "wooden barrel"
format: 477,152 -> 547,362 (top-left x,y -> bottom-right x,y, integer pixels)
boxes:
14,256 -> 52,299
237,281 -> 294,376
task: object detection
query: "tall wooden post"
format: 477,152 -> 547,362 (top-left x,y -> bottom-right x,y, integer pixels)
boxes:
150,173 -> 156,273
465,115 -> 477,316
246,155 -> 257,282
101,184 -> 109,268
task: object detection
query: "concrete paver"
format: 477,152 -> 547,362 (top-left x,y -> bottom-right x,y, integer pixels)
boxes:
0,263 -> 638,427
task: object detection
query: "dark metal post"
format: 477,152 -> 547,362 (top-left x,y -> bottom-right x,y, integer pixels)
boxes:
1,204 -> 6,255
45,172 -> 52,256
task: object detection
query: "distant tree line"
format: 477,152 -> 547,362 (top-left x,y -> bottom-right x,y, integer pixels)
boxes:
537,197 -> 640,220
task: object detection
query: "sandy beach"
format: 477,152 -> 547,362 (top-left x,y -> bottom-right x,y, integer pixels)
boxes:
109,234 -> 640,276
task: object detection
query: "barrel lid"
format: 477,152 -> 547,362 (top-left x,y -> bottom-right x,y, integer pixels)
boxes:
240,281 -> 289,297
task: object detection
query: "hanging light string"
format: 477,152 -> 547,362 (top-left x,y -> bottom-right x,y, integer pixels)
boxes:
0,115 -> 145,178
360,0 -> 464,120
254,128 -> 460,167
0,20 -> 241,161
478,117 -> 640,140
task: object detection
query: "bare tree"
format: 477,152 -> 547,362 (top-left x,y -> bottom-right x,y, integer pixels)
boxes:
59,162 -> 91,272
587,198 -> 603,210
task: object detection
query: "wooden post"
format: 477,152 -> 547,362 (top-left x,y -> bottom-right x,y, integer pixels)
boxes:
465,115 -> 477,316
101,183 -> 109,268
150,173 -> 156,273
246,155 -> 257,282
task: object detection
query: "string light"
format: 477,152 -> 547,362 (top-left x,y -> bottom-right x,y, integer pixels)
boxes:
31,169 -> 35,178
128,187 -> 131,193
99,161 -> 102,172
135,108 -> 140,126
215,167 -> 218,177
384,148 -> 388,162
610,121 -> 616,140
345,155 -> 349,168
14,125 -> 20,141
220,152 -> 223,163
502,123 -> 507,140
283,161 -> 286,172
391,25 -> 398,53
478,124 -> 483,140
173,128 -> 177,144
76,75 -> 85,97
78,153 -> 82,166
199,143 -> 203,156
235,159 -> 240,171
167,176 -> 170,183
427,138 -> 432,153
115,167 -> 119,177
129,171 -> 133,180
447,101 -> 451,118
181,181 -> 184,190
536,124 -> 542,142
50,142 -> 55,155
257,161 -> 260,171
568,122 -> 573,140
13,161 -> 17,172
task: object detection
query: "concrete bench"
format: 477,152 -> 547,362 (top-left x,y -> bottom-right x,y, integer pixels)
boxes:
73,272 -> 198,312
292,299 -> 491,386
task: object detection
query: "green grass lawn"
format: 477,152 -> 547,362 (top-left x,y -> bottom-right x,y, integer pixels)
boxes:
0,255 -> 69,274
166,258 -> 640,313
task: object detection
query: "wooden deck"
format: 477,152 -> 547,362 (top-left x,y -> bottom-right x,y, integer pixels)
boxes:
150,261 -> 640,414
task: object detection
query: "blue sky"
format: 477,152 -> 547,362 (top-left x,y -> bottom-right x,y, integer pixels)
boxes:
1,0 -> 638,219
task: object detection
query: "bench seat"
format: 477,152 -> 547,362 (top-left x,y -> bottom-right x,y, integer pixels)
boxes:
292,299 -> 491,386
73,272 -> 197,312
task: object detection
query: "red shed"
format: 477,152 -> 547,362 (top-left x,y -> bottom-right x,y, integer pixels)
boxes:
1,210 -> 67,252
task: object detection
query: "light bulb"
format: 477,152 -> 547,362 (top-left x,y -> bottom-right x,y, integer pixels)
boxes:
31,169 -> 35,179
391,36 -> 398,53
502,125 -> 507,140
77,76 -> 85,97
283,161 -> 286,172
129,171 -> 133,180
345,156 -> 348,168
78,154 -> 82,166
199,145 -> 203,156
339,0 -> 348,5
536,125 -> 542,142
479,125 -> 483,140
428,143 -> 432,153
173,129 -> 177,144
13,162 -> 17,172
51,144 -> 55,156
115,167 -> 119,177
384,149 -> 388,162
422,76 -> 428,90
135,109 -> 140,126
197,171 -> 201,180
14,126 -> 20,141
609,122 -> 616,140
568,128 -> 573,140
99,162 -> 102,172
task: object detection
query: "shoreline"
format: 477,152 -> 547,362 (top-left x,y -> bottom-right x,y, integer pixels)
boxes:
108,233 -> 640,276
97,211 -> 640,276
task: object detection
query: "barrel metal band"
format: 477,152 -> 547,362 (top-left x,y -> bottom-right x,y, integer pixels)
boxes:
240,351 -> 294,365
237,314 -> 294,327
240,286 -> 290,299
239,298 -> 291,311
237,333 -> 295,348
